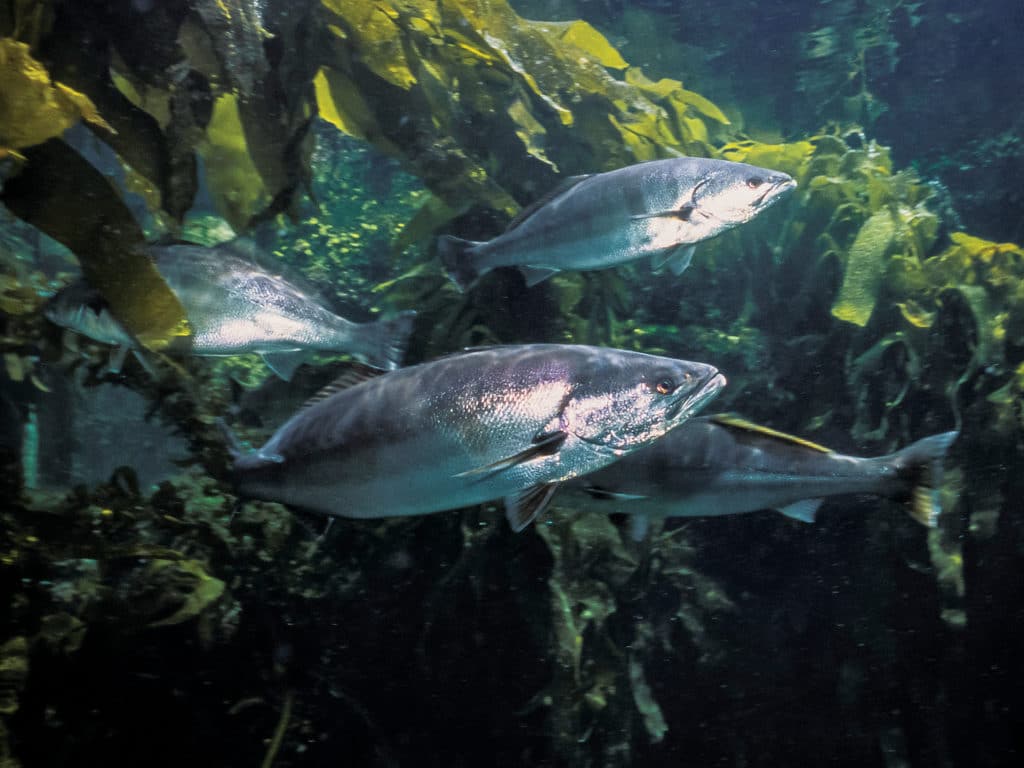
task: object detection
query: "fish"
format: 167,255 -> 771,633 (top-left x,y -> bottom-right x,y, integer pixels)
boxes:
568,414 -> 959,539
439,157 -> 796,291
44,281 -> 146,375
224,344 -> 726,531
44,239 -> 416,380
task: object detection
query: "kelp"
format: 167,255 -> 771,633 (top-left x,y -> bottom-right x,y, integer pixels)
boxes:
198,93 -> 271,231
0,37 -> 112,151
1,140 -> 191,351
315,0 -> 726,211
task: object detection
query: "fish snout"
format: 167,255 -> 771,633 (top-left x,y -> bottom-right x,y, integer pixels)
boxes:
666,366 -> 726,420
751,173 -> 797,207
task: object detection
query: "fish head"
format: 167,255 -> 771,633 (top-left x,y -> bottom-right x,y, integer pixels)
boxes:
44,281 -> 129,346
564,351 -> 726,455
682,160 -> 796,237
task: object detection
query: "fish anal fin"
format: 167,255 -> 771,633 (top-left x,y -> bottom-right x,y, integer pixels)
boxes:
519,266 -> 560,287
108,345 -> 130,374
262,350 -> 311,381
777,498 -> 823,523
505,482 -> 559,532
454,430 -> 567,480
651,244 -> 696,276
301,362 -> 387,410
709,413 -> 833,453
505,175 -> 592,231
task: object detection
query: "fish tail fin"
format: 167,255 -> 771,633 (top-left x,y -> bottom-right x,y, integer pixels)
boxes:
892,430 -> 959,527
438,235 -> 484,292
356,310 -> 416,370
215,417 -> 245,462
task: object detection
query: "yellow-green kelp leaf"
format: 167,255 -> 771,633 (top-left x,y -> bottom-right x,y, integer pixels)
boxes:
508,96 -> 558,171
315,0 -> 721,210
720,138 -> 817,180
320,0 -> 417,89
535,19 -> 628,70
1,140 -> 191,351
198,93 -> 269,232
0,37 -> 113,150
314,67 -> 368,140
832,209 -> 897,326
147,559 -> 226,628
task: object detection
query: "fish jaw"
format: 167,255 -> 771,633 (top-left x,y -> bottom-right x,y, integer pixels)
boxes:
568,361 -> 726,454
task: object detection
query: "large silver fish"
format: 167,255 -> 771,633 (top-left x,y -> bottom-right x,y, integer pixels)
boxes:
568,414 -> 958,538
439,157 -> 796,291
45,240 -> 415,380
226,344 -> 726,531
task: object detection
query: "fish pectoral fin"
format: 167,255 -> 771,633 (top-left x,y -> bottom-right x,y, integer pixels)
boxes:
651,244 -> 695,276
519,266 -> 560,287
583,485 -> 648,502
776,498 -> 824,523
261,350 -> 311,381
505,482 -> 559,532
454,431 -> 567,480
632,202 -> 696,223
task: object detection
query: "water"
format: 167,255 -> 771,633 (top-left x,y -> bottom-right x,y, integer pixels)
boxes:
0,1 -> 1021,766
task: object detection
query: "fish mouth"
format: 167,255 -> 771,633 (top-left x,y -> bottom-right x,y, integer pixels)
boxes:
666,371 -> 727,421
753,176 -> 797,208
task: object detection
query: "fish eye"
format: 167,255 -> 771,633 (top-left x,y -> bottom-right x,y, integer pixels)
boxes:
746,176 -> 764,189
655,378 -> 676,395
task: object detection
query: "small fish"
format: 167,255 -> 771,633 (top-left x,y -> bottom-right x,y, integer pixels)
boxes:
569,414 -> 959,539
439,157 -> 796,291
45,281 -> 143,374
225,344 -> 726,531
45,240 -> 415,380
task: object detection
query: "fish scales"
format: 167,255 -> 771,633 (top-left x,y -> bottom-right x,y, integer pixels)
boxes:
571,416 -> 958,529
440,157 -> 797,290
232,344 -> 726,524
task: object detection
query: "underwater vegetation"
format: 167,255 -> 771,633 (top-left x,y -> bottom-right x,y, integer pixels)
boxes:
1,1 -> 1024,766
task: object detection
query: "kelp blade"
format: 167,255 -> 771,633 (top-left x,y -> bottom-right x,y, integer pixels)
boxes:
1,140 -> 191,350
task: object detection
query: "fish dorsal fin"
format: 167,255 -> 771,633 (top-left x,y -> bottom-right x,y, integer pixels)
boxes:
709,413 -> 832,453
505,175 -> 592,232
300,362 -> 386,410
505,482 -> 559,532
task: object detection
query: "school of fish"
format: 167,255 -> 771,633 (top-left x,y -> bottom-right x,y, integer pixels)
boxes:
42,155 -> 958,535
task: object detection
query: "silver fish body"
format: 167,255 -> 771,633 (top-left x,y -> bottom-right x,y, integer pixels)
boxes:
440,157 -> 796,290
230,344 -> 725,529
570,415 -> 958,531
45,281 -> 137,350
45,240 -> 415,379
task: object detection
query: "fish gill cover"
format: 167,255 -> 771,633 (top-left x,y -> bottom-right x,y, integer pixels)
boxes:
1,0 -> 1023,766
